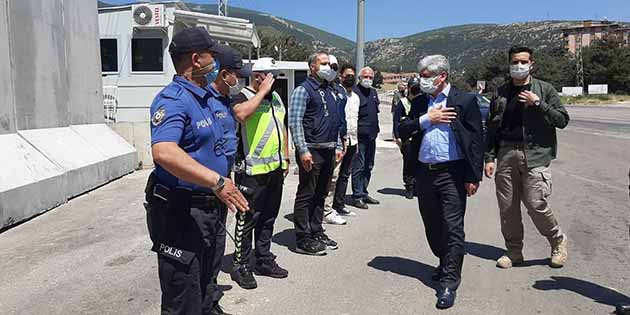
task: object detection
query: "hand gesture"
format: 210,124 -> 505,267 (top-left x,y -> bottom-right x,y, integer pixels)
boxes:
428,105 -> 457,125
215,177 -> 250,213
258,73 -> 275,96
518,91 -> 540,107
300,152 -> 313,172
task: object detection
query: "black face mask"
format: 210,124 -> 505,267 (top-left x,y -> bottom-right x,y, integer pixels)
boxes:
342,75 -> 356,87
410,86 -> 421,96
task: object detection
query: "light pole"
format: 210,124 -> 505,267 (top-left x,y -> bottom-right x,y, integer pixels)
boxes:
356,0 -> 365,71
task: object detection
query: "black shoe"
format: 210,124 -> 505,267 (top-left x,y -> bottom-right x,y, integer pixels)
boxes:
255,256 -> 289,278
350,198 -> 368,209
211,303 -> 233,315
295,237 -> 327,256
616,304 -> 630,315
364,195 -> 380,204
230,264 -> 257,290
314,232 -> 339,250
335,207 -> 357,216
404,189 -> 414,199
436,287 -> 457,309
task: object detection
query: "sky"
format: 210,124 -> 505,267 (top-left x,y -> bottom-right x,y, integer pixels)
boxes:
107,0 -> 630,41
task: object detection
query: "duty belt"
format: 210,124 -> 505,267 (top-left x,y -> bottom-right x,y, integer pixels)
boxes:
150,182 -> 222,209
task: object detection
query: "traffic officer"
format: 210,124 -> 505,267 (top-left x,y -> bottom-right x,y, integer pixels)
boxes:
144,27 -> 249,315
393,77 -> 422,199
228,57 -> 289,290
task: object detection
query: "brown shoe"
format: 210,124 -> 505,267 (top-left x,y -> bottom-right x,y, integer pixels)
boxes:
496,251 -> 524,269
550,235 -> 568,268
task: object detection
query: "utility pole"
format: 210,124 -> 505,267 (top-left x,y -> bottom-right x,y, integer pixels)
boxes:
576,32 -> 585,91
356,0 -> 365,71
218,0 -> 228,17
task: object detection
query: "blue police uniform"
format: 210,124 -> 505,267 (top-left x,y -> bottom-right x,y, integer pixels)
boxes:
145,75 -> 237,314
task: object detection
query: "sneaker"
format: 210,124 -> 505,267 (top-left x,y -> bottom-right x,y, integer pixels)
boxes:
550,235 -> 568,268
323,212 -> 347,225
335,207 -> 357,216
211,303 -> 233,315
314,232 -> 338,250
230,264 -> 257,290
364,195 -> 380,205
295,237 -> 327,256
496,251 -> 524,269
255,256 -> 288,278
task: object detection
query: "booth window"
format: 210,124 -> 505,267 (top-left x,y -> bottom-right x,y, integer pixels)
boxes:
294,70 -> 308,87
100,38 -> 118,72
132,38 -> 163,72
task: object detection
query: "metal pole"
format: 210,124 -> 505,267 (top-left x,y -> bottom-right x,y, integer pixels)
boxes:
218,0 -> 228,17
356,0 -> 365,71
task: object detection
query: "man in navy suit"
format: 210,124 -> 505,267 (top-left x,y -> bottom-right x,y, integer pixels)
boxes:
399,55 -> 483,310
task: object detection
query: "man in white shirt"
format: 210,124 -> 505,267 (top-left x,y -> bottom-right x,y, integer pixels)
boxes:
323,64 -> 361,224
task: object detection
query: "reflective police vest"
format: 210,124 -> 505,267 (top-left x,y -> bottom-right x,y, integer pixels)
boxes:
239,88 -> 287,176
400,97 -> 412,116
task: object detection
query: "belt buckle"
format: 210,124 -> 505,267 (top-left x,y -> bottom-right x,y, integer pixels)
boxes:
428,163 -> 437,171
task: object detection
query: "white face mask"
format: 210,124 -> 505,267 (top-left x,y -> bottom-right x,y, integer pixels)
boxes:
223,73 -> 242,96
317,64 -> 337,82
510,63 -> 531,80
360,78 -> 373,88
420,75 -> 439,94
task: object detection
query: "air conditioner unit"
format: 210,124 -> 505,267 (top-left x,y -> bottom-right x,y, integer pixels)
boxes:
132,4 -> 166,28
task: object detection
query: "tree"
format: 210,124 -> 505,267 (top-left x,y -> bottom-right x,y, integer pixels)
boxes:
583,39 -> 630,94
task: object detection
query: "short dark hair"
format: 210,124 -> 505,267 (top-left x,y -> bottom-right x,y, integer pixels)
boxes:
340,64 -> 356,74
307,51 -> 329,67
508,46 -> 534,61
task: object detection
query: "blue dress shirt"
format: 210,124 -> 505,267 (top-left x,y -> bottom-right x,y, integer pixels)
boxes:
418,84 -> 462,164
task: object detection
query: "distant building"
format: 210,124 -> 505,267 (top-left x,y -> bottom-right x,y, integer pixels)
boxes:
382,72 -> 418,85
563,20 -> 630,54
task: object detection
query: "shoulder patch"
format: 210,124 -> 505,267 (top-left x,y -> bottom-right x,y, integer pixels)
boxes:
152,107 -> 166,126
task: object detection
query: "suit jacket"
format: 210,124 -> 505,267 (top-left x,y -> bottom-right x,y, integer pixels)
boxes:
399,86 -> 484,183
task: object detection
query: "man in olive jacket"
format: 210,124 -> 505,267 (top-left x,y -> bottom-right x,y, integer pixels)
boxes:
484,46 -> 570,269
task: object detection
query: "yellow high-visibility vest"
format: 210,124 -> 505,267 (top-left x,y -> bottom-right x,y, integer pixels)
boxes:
239,88 -> 287,175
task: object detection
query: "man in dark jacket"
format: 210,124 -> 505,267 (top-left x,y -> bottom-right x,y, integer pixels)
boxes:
484,46 -> 570,270
393,77 -> 422,199
350,67 -> 381,209
399,55 -> 483,310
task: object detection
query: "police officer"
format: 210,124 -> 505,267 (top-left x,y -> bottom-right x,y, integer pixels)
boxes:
393,77 -> 422,199
228,57 -> 289,290
144,27 -> 249,315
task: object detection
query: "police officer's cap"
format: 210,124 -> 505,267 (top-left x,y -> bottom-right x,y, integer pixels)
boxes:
216,48 -> 253,78
168,27 -> 230,56
407,76 -> 421,88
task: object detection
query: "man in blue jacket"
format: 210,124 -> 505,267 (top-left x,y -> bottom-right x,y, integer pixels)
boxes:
350,67 -> 381,209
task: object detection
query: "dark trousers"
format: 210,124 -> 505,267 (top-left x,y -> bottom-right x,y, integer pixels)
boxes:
401,142 -> 416,192
146,187 -> 227,315
333,144 -> 358,210
415,160 -> 467,290
293,148 -> 335,242
234,168 -> 284,264
351,139 -> 376,200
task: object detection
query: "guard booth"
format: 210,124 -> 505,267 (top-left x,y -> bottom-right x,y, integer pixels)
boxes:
98,1 -> 261,122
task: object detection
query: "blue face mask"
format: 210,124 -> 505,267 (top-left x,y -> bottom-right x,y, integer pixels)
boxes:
205,59 -> 220,85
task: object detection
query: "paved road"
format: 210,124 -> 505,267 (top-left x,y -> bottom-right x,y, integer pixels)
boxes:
1,104 -> 628,315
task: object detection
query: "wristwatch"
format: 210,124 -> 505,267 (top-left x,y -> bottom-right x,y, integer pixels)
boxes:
211,176 -> 225,193
534,100 -> 541,107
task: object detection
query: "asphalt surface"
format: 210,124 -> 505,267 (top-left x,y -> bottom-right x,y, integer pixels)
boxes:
0,104 -> 629,315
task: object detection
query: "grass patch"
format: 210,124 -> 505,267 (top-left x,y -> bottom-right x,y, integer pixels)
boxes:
561,94 -> 630,105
